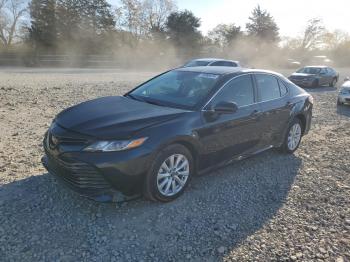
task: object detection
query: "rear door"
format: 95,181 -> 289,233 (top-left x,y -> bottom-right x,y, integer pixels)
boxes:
319,68 -> 329,85
254,73 -> 291,147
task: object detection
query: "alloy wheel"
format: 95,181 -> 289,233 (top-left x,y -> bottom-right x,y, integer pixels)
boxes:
157,154 -> 190,197
287,123 -> 302,151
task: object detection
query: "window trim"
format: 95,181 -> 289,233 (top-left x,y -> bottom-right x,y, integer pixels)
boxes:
253,73 -> 289,103
202,73 -> 257,110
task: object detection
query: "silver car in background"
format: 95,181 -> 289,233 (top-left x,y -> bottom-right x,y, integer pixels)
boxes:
183,58 -> 241,68
338,77 -> 350,105
289,66 -> 339,88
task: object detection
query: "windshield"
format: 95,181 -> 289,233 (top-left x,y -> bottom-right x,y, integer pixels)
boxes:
128,70 -> 220,109
297,67 -> 321,74
184,60 -> 211,67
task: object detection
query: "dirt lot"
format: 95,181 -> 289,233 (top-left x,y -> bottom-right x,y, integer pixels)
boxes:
0,67 -> 349,261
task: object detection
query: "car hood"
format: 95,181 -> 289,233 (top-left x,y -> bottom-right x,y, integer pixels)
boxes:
291,73 -> 316,77
342,80 -> 350,88
55,96 -> 187,139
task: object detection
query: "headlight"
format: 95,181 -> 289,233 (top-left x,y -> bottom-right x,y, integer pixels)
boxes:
83,137 -> 148,152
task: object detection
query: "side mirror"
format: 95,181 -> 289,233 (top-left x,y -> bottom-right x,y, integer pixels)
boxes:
344,77 -> 350,82
213,101 -> 238,114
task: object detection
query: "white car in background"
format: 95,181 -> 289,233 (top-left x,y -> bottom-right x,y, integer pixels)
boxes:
338,77 -> 350,105
183,58 -> 241,68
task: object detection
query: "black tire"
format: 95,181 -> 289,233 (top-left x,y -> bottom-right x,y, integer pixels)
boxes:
329,78 -> 337,87
279,118 -> 303,154
312,79 -> 319,88
143,144 -> 194,202
337,99 -> 342,105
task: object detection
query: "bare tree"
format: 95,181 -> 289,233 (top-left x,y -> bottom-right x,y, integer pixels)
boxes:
300,18 -> 325,50
143,0 -> 176,32
321,30 -> 349,50
118,0 -> 146,38
117,0 -> 176,38
0,0 -> 27,47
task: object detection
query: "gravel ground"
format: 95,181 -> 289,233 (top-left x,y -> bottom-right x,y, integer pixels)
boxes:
0,67 -> 349,261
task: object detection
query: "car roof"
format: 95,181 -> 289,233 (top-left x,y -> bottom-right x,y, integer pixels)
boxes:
190,58 -> 240,63
342,81 -> 350,88
303,65 -> 328,68
175,66 -> 282,77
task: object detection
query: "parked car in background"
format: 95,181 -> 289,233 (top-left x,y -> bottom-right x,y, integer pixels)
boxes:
286,59 -> 301,69
311,55 -> 334,66
289,66 -> 339,88
338,77 -> 350,105
183,58 -> 241,68
42,66 -> 313,203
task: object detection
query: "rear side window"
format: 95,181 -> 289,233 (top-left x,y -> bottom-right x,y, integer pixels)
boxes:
210,75 -> 255,107
185,60 -> 211,67
278,79 -> 288,96
255,74 -> 281,101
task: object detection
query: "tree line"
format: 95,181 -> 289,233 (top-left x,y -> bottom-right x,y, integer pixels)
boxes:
0,0 -> 349,67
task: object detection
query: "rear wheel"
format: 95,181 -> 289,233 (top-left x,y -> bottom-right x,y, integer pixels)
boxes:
312,79 -> 319,88
279,118 -> 303,154
143,144 -> 194,202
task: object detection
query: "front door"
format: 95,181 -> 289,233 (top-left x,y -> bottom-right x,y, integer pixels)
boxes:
197,74 -> 262,169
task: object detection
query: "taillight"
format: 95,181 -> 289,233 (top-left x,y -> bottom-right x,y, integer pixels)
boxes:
308,95 -> 314,104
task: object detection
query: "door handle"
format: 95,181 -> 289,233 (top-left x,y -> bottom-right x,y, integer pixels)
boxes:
251,109 -> 262,117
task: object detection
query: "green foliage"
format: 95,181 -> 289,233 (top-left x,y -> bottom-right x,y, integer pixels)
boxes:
166,10 -> 202,49
29,0 -> 116,54
246,5 -> 279,42
208,23 -> 242,47
29,0 -> 56,51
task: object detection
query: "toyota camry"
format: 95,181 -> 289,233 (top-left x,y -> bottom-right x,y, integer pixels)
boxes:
42,67 -> 313,202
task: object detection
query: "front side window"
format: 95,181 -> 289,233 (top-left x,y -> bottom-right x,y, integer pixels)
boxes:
297,67 -> 321,74
129,70 -> 220,109
209,75 -> 255,107
256,74 -> 281,102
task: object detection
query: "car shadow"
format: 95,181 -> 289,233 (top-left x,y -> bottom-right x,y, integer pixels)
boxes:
0,150 -> 302,261
336,104 -> 350,117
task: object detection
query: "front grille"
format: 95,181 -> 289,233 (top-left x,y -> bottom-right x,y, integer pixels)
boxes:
47,131 -> 89,147
45,154 -> 112,197
57,136 -> 88,145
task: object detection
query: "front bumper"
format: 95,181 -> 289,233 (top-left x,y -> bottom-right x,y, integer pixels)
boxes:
42,142 -> 154,202
338,94 -> 350,104
289,78 -> 314,87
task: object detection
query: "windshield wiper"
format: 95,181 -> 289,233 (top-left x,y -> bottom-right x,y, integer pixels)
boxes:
125,94 -> 145,102
142,98 -> 166,107
126,94 -> 166,107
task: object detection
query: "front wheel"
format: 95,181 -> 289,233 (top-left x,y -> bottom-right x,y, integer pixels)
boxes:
143,144 -> 194,202
279,118 -> 303,154
329,78 -> 337,87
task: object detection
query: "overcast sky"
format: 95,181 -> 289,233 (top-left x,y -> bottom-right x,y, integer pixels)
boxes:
109,0 -> 350,37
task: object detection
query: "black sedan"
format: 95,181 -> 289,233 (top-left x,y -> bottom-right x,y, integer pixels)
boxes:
289,66 -> 339,88
42,67 -> 313,202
